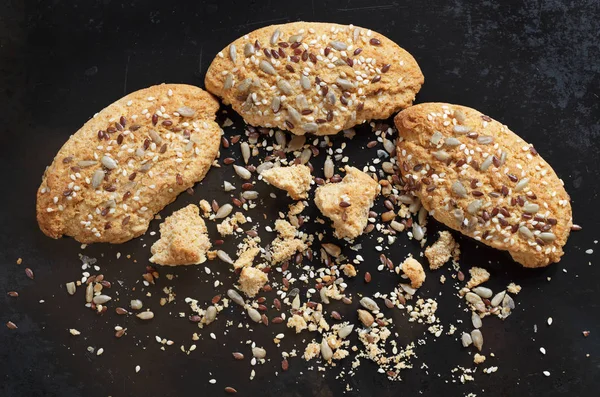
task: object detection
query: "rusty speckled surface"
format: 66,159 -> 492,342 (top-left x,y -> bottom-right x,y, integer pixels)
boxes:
1,0 -> 599,396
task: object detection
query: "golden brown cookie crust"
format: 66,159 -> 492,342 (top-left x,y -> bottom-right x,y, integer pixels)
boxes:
36,84 -> 221,243
205,21 -> 423,136
395,103 -> 572,268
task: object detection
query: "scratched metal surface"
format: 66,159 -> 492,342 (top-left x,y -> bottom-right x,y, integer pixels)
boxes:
1,1 -> 599,396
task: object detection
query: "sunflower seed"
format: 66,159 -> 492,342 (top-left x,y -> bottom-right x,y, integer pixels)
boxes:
229,44 -> 237,63
322,243 -> 341,258
276,79 -> 293,95
91,170 -> 105,189
399,283 -> 417,295
252,347 -> 266,359
223,181 -> 236,191
215,204 -> 233,219
286,105 -> 301,124
291,294 -> 301,310
205,306 -> 217,325
398,194 -> 414,204
224,74 -> 234,90
471,329 -> 483,351
302,123 -> 318,133
77,160 -> 97,167
177,106 -> 196,117
233,165 -> 251,180
519,226 -> 534,240
101,156 -> 117,169
243,43 -> 255,57
523,203 -> 540,214
480,155 -> 494,171
491,290 -> 506,307
256,161 -> 274,174
502,293 -> 515,309
467,200 -> 482,215
433,150 -> 450,161
93,295 -> 111,304
454,109 -> 466,123
271,96 -> 281,113
466,292 -> 484,306
358,309 -> 374,327
514,177 -> 530,192
136,311 -> 154,320
412,223 -> 424,241
237,78 -> 253,93
461,332 -> 473,347
539,232 -> 556,242
247,307 -> 261,323
329,40 -> 348,51
477,136 -> 494,145
85,283 -> 93,303
259,60 -> 276,75
270,28 -> 280,45
300,148 -> 312,164
452,181 -> 468,198
130,299 -> 143,310
335,78 -> 356,91
453,125 -> 471,134
390,220 -> 405,232
218,251 -> 234,265
338,324 -> 354,339
239,142 -> 250,164
242,191 -> 258,200
227,289 -> 244,306
472,286 -> 493,299
360,297 -> 380,312
320,338 -> 333,361
383,139 -> 395,154
299,75 -> 311,90
471,312 -> 483,328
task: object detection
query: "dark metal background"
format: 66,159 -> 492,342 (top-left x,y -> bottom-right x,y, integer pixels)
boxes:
1,1 -> 599,396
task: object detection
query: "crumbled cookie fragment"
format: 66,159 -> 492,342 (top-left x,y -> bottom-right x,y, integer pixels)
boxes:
234,246 -> 260,269
401,257 -> 426,289
288,202 -> 305,216
466,267 -> 490,289
238,266 -> 268,297
425,231 -> 460,270
275,219 -> 297,239
260,164 -> 312,200
150,205 -> 211,266
198,200 -> 212,216
288,314 -> 308,333
314,166 -> 380,239
271,238 -> 305,263
507,283 -> 521,294
341,264 -> 357,278
217,212 -> 247,236
473,353 -> 486,364
303,342 -> 320,360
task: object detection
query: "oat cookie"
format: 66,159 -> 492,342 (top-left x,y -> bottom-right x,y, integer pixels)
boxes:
205,22 -> 423,136
36,84 -> 222,243
395,103 -> 572,268
314,166 -> 380,240
150,204 -> 211,266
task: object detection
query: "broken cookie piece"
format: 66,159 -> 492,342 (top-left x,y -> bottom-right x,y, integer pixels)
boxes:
260,164 -> 312,200
401,257 -> 426,289
234,245 -> 261,269
314,166 -> 380,240
425,231 -> 460,270
238,266 -> 268,297
150,205 -> 211,266
466,267 -> 490,289
269,219 -> 306,263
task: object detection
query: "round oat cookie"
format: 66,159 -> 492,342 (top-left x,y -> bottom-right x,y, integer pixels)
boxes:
36,84 -> 222,244
205,21 -> 424,136
395,103 -> 572,268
